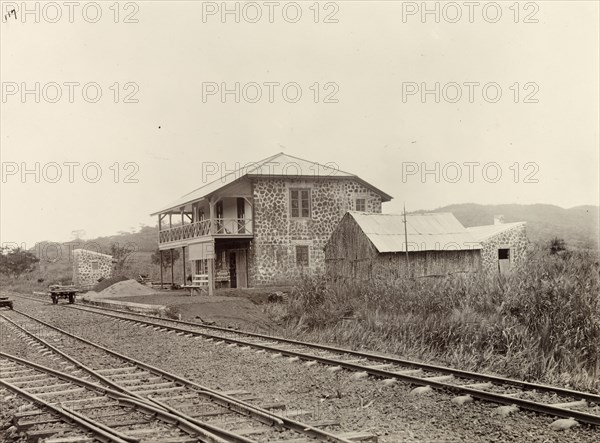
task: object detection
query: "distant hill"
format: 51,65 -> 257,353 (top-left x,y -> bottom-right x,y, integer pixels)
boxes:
34,225 -> 158,257
419,204 -> 599,249
27,203 -> 599,283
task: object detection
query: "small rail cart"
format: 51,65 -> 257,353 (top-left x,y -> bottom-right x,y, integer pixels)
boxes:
48,285 -> 79,304
0,296 -> 14,310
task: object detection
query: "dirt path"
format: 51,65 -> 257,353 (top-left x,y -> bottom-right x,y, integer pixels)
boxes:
104,293 -> 278,332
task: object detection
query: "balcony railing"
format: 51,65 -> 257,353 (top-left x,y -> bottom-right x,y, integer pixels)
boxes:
214,218 -> 253,235
159,218 -> 253,244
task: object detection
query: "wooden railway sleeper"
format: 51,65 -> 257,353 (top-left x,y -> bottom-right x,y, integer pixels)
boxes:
118,397 -> 232,443
0,378 -> 129,443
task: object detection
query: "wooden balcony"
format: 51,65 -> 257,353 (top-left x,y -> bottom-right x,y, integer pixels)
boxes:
158,218 -> 253,248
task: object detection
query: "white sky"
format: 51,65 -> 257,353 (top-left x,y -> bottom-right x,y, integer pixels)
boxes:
1,1 -> 598,248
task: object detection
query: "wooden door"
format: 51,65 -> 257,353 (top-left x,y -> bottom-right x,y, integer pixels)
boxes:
498,248 -> 511,274
235,249 -> 248,288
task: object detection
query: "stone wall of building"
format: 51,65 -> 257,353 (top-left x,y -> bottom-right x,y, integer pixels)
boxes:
72,249 -> 113,287
248,178 -> 383,286
480,224 -> 529,273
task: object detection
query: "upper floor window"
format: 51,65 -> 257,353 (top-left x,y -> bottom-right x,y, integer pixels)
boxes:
91,261 -> 99,270
355,198 -> 366,212
290,189 -> 311,218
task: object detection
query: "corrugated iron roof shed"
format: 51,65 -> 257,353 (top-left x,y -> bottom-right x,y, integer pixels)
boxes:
466,222 -> 526,242
151,152 -> 392,215
348,212 -> 482,253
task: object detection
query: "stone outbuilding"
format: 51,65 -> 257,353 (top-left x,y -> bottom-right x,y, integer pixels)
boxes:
466,221 -> 528,274
325,212 -> 482,282
72,249 -> 113,287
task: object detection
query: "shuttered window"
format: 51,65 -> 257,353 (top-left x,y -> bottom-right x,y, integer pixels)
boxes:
290,189 -> 311,218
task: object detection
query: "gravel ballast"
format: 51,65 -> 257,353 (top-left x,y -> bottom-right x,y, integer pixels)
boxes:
3,297 -> 599,442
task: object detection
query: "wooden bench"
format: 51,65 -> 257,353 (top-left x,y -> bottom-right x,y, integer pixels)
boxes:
182,274 -> 209,296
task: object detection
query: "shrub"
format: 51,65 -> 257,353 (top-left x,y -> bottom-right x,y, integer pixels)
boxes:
279,246 -> 600,390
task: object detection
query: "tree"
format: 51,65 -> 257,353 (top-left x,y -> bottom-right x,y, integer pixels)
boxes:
0,247 -> 40,278
151,248 -> 180,269
110,243 -> 137,273
71,229 -> 86,240
549,237 -> 567,255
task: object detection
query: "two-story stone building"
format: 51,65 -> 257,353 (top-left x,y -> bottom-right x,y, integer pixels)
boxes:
151,153 -> 392,290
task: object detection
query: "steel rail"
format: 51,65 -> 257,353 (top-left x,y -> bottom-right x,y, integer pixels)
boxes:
2,311 -> 280,430
146,397 -> 257,443
0,352 -> 231,443
1,313 -> 151,402
5,308 -> 355,443
11,292 -> 600,426
1,313 -> 256,443
70,301 -> 600,403
55,407 -> 140,443
1,351 -> 144,408
60,304 -> 600,426
1,352 -> 141,443
115,397 -> 234,443
0,379 -> 129,443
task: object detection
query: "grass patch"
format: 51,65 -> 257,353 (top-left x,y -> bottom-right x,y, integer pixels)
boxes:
277,246 -> 600,392
163,305 -> 182,320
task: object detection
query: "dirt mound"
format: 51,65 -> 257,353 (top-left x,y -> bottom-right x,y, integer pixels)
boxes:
96,279 -> 158,298
93,275 -> 129,292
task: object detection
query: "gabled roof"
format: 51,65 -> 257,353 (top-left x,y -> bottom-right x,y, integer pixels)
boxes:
151,152 -> 392,215
347,212 -> 481,253
72,249 -> 112,258
466,222 -> 526,242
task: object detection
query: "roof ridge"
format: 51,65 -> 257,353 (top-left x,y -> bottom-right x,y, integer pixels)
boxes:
467,221 -> 527,228
350,211 -> 453,217
276,152 -> 356,176
178,151 -> 282,199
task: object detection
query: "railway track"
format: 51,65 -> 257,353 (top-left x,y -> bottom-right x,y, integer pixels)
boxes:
55,298 -> 600,427
7,292 -> 600,428
0,305 -> 376,442
0,353 -> 229,443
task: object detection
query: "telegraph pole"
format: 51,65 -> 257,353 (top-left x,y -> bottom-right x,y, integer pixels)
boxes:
403,203 -> 410,276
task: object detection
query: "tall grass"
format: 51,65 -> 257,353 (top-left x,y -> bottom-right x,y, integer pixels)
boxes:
0,264 -> 74,294
276,246 -> 600,391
